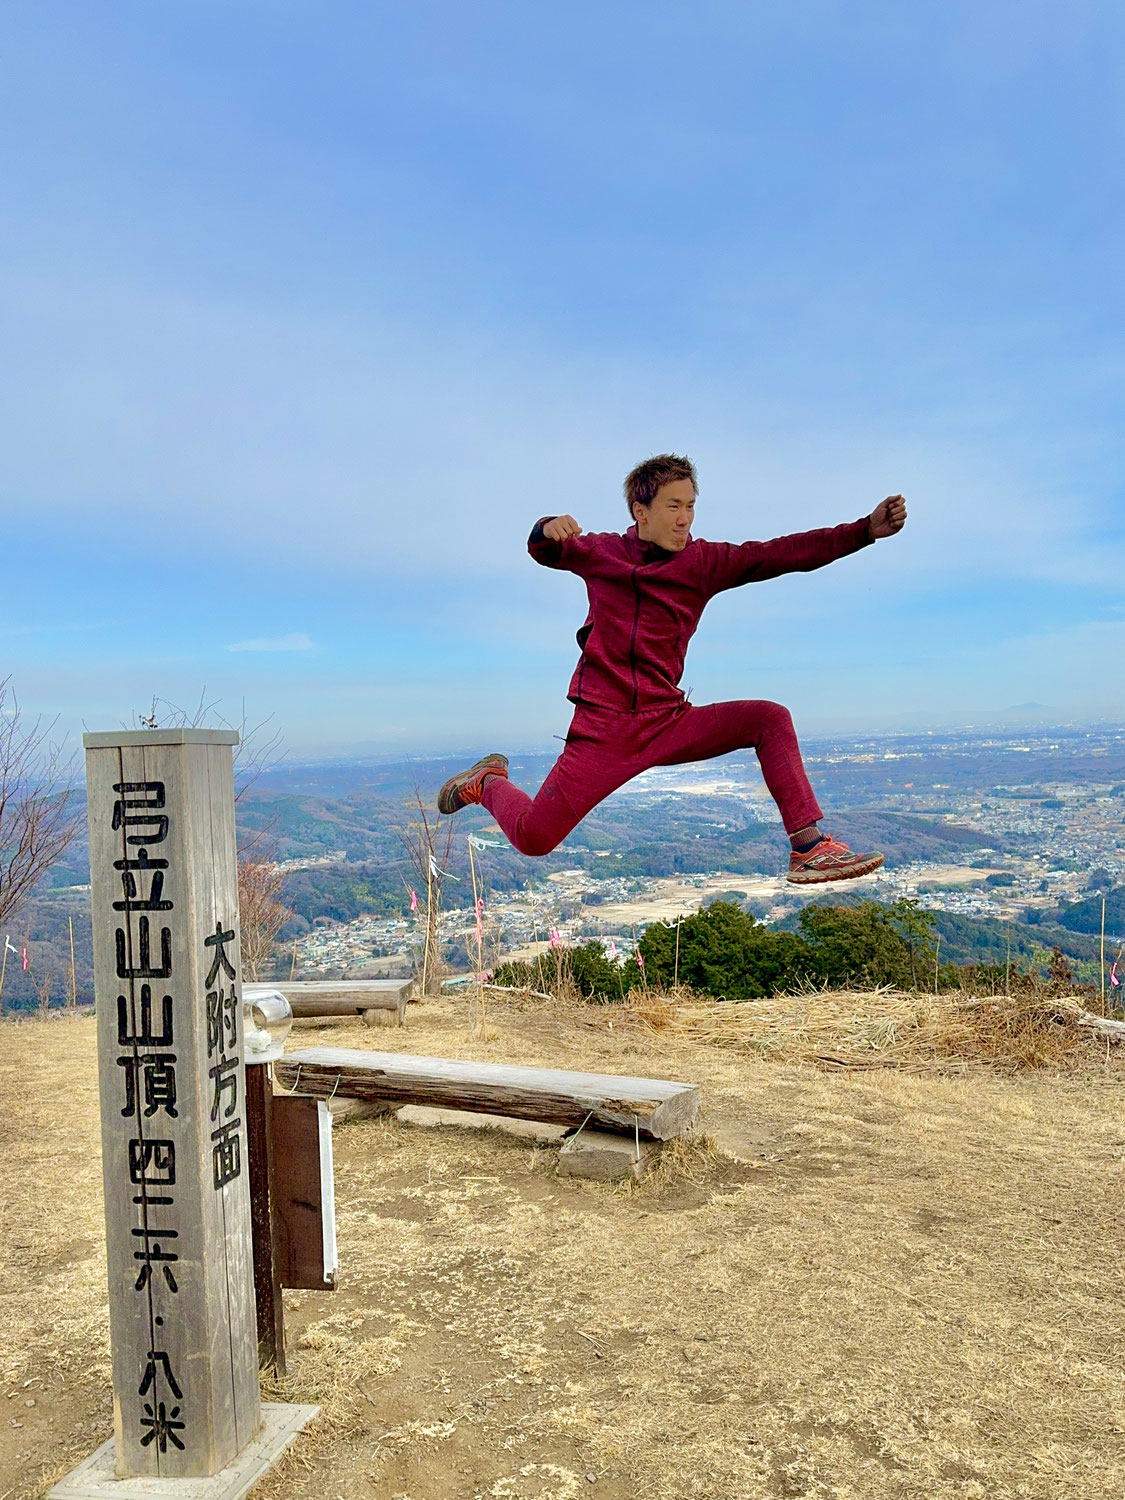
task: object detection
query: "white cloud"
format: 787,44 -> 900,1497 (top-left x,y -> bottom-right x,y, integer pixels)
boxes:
225,632 -> 314,653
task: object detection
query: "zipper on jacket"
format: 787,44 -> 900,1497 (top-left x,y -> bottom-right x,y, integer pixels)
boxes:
628,566 -> 641,711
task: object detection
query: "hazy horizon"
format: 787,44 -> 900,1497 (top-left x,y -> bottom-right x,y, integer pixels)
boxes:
241,709 -> 1124,769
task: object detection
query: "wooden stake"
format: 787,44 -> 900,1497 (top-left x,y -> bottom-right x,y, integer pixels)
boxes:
467,837 -> 485,1030
632,926 -> 647,995
0,938 -> 7,1015
289,938 -> 298,982
1100,895 -> 1107,1016
68,914 -> 77,1009
422,859 -> 433,996
529,885 -> 543,955
674,918 -> 681,990
430,863 -> 443,996
1005,926 -> 1011,997
934,932 -> 941,996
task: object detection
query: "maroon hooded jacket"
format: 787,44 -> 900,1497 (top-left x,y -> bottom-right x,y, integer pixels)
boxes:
528,516 -> 873,712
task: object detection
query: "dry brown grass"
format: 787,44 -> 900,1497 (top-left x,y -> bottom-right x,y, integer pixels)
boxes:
641,986 -> 1107,1074
1,994 -> 1123,1500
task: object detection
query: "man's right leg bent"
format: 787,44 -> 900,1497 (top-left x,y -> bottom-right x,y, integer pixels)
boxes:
649,700 -> 823,834
646,700 -> 883,882
481,706 -> 640,856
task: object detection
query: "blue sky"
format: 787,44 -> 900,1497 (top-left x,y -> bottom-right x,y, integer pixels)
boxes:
2,2 -> 1123,755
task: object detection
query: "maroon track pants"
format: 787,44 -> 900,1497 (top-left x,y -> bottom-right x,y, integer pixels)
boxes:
481,698 -> 823,857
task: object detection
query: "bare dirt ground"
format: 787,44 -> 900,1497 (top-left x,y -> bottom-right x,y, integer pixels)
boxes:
1,998 -> 1123,1500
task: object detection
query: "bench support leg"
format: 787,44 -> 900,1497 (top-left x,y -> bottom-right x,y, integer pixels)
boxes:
246,1063 -> 286,1374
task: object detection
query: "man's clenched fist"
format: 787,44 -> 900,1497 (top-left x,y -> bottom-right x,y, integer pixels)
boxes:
868,494 -> 907,540
543,514 -> 583,542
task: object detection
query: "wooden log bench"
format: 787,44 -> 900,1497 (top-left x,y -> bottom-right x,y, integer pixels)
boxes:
274,1048 -> 700,1140
251,980 -> 413,1026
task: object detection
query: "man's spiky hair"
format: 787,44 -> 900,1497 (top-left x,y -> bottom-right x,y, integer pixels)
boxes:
623,454 -> 698,517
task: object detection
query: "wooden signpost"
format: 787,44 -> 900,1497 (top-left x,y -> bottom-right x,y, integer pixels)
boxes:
50,729 -> 316,1500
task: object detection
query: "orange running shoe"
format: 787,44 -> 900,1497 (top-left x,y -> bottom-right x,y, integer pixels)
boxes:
437,754 -> 509,815
786,836 -> 884,885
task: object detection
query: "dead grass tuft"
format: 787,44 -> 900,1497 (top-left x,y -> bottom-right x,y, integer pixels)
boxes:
636,985 -> 1103,1073
626,992 -> 677,1030
951,990 -> 1094,1069
641,1131 -> 719,1189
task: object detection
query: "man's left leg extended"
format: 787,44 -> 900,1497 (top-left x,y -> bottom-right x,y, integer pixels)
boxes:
438,703 -> 647,857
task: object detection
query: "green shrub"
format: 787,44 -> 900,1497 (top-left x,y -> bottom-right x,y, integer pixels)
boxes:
797,897 -> 939,990
492,940 -> 624,1002
634,902 -> 809,999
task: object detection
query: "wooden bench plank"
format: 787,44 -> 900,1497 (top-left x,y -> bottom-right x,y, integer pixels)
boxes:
247,980 -> 412,1020
274,1048 -> 700,1140
277,980 -> 413,998
289,995 -> 406,1018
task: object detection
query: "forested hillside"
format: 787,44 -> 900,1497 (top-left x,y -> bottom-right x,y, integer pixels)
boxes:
1044,886 -> 1125,940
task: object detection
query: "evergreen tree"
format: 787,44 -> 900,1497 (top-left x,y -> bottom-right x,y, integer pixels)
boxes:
798,900 -> 918,989
635,902 -> 810,999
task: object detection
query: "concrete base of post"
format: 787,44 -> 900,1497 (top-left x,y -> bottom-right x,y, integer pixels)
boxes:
558,1127 -> 661,1181
326,1097 -> 399,1122
46,1403 -> 319,1500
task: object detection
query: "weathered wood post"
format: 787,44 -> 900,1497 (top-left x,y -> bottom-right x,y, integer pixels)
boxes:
242,990 -> 295,1375
50,729 -> 316,1499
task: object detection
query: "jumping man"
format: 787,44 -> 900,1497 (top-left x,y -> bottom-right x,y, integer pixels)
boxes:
438,454 -> 908,883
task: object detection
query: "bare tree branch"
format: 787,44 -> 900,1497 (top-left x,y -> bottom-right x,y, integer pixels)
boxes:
128,691 -> 284,805
238,857 -> 292,982
128,691 -> 288,963
392,772 -> 456,997
0,678 -> 83,932
130,688 -> 285,843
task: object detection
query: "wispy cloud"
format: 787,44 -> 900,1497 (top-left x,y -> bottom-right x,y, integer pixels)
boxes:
225,633 -> 314,653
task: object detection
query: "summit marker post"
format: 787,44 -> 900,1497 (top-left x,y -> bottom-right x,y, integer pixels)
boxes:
50,729 -> 315,1500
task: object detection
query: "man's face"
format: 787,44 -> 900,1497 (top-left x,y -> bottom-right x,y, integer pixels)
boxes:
633,478 -> 696,552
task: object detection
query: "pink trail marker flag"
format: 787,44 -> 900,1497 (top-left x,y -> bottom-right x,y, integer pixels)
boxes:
636,949 -> 645,970
21,946 -> 28,972
1112,960 -> 1120,989
549,927 -> 561,949
608,940 -> 617,961
409,888 -> 418,913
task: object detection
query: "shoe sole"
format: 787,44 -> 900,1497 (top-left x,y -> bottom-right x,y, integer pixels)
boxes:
786,853 -> 885,885
437,754 -> 509,815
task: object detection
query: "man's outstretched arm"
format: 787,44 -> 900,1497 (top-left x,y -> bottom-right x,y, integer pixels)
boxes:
702,494 -> 908,592
527,513 -> 598,572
